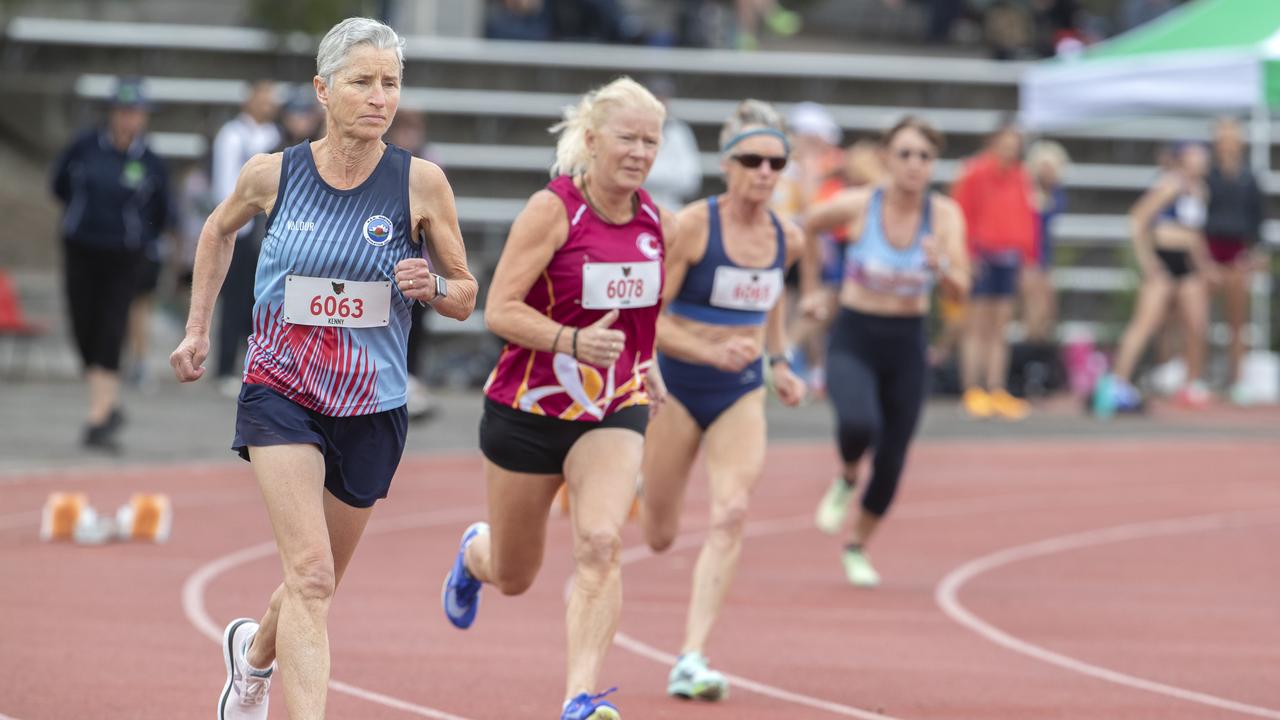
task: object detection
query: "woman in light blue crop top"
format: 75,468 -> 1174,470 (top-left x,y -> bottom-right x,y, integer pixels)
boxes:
798,116 -> 970,588
638,100 -> 806,702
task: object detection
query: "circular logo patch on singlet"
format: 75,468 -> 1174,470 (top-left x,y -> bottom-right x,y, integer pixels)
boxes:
636,232 -> 661,260
363,215 -> 394,247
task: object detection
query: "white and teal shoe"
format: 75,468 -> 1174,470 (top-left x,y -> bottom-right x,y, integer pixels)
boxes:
815,476 -> 854,535
842,545 -> 880,588
667,652 -> 728,702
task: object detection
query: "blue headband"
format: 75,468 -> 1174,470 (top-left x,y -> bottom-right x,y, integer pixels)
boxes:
721,128 -> 790,155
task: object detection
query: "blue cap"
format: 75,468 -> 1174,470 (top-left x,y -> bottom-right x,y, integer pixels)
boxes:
109,78 -> 149,109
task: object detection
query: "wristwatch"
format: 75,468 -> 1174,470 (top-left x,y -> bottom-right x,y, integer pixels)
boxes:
767,352 -> 792,368
429,273 -> 448,304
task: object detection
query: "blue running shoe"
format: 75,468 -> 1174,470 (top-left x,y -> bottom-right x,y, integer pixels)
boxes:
561,688 -> 619,720
442,521 -> 488,629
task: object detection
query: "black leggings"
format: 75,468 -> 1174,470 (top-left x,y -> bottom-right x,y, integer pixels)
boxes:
64,245 -> 143,372
825,308 -> 927,517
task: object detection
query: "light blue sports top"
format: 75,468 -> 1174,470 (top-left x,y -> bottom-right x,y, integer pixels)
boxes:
844,188 -> 934,298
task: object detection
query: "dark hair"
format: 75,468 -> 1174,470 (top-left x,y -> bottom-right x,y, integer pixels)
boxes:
881,115 -> 944,154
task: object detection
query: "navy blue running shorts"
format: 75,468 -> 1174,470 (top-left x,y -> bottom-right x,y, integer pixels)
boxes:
232,383 -> 408,508
971,250 -> 1022,298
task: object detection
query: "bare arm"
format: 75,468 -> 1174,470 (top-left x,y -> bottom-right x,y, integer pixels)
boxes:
799,188 -> 867,318
485,190 -> 576,353
170,152 -> 279,381
931,196 -> 971,301
405,158 -> 477,321
768,220 -> 806,405
766,220 -> 804,357
655,203 -> 718,365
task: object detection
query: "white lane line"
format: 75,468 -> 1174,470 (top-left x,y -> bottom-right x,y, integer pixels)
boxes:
607,493 -> 1076,720
182,505 -> 485,720
935,511 -> 1280,719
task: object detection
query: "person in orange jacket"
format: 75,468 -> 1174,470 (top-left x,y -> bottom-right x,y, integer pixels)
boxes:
951,121 -> 1039,420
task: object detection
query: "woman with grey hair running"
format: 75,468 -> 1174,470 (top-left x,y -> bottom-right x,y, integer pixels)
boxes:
170,17 -> 478,719
639,98 -> 805,703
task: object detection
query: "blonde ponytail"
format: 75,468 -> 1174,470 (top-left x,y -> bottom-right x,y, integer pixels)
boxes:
549,76 -> 666,178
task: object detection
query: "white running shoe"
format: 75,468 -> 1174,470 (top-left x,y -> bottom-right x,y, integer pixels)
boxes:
842,546 -> 881,588
218,618 -> 272,720
667,652 -> 728,701
815,476 -> 854,535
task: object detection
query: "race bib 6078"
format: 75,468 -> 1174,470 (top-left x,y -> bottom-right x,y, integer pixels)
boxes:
581,261 -> 661,310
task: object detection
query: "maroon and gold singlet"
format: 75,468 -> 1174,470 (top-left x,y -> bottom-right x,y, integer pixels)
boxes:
484,175 -> 665,421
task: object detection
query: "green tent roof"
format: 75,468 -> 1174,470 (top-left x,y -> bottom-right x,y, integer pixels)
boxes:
1087,0 -> 1280,60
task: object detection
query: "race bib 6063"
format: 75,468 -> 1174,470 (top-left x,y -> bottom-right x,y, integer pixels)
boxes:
709,266 -> 783,312
581,261 -> 661,310
283,275 -> 391,328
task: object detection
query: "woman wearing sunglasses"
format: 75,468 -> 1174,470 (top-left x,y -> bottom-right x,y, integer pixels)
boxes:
639,99 -> 806,702
801,116 -> 969,587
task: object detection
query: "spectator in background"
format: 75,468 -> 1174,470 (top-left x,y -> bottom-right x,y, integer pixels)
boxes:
1022,139 -> 1069,343
211,80 -> 280,398
50,77 -> 171,452
277,87 -> 324,147
1120,0 -> 1179,32
776,101 -> 843,395
387,109 -> 442,422
643,76 -> 702,211
952,121 -> 1037,420
1205,118 -> 1265,402
1094,142 -> 1215,415
485,0 -> 554,40
1033,0 -> 1082,56
734,0 -> 802,50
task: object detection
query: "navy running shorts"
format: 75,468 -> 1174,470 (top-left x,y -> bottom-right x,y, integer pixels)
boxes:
971,251 -> 1022,298
658,353 -> 764,430
232,383 -> 408,508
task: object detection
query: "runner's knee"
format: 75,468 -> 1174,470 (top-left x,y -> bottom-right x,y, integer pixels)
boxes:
708,493 -> 750,545
285,549 -> 336,603
574,527 -> 622,576
493,567 -> 538,597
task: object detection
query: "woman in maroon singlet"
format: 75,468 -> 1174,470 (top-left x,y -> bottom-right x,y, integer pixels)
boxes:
440,77 -> 675,720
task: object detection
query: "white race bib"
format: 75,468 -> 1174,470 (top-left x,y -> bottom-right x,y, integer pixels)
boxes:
581,261 -> 661,310
282,275 -> 391,328
709,266 -> 783,312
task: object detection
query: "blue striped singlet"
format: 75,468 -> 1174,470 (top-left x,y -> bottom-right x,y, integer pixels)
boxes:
243,141 -> 418,416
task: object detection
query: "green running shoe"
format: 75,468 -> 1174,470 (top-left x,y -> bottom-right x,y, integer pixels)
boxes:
765,6 -> 802,35
667,652 -> 728,702
842,545 -> 880,588
815,476 -> 853,535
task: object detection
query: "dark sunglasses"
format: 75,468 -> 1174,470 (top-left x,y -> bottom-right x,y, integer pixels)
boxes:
732,153 -> 788,171
894,148 -> 935,163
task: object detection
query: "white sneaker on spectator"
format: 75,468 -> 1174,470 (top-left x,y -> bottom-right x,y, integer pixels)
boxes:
218,618 -> 272,720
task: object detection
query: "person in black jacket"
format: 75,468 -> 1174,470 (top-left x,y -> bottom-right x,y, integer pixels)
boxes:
1205,118 -> 1265,400
51,78 -> 171,452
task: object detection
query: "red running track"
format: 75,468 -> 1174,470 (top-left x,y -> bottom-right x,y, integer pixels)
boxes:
1,439 -> 1278,719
